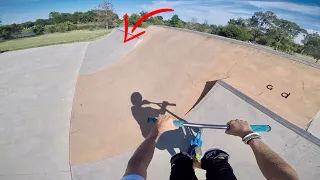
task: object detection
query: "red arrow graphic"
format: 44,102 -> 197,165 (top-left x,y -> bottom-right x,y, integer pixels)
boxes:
123,14 -> 146,43
123,8 -> 174,43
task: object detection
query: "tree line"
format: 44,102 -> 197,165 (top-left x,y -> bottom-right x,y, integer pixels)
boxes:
0,5 -> 319,62
0,1 -> 121,39
126,11 -> 319,62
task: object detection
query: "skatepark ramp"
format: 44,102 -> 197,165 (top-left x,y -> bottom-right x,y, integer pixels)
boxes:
79,28 -> 141,74
71,81 -> 320,180
70,25 -> 320,179
70,25 -> 320,163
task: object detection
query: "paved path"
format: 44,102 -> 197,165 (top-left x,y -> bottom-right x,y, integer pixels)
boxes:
0,29 -> 138,180
0,42 -> 88,180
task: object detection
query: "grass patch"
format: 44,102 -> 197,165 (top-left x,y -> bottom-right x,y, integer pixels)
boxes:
294,53 -> 318,63
21,29 -> 33,33
0,29 -> 112,52
257,44 -> 318,64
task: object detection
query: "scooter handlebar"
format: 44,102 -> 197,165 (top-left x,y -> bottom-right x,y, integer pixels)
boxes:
147,117 -> 271,132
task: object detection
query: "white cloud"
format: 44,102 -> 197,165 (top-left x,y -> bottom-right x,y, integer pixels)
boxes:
247,1 -> 320,16
152,1 -> 196,7
294,33 -> 304,44
294,29 -> 320,44
137,0 -> 253,25
135,0 -> 320,32
137,0 -> 196,10
306,29 -> 320,34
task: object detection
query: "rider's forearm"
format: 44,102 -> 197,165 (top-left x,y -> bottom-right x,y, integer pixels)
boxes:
249,139 -> 298,180
124,130 -> 160,179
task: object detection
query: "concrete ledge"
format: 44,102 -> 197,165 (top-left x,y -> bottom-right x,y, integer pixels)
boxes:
217,80 -> 320,146
117,27 -> 145,39
308,111 -> 320,139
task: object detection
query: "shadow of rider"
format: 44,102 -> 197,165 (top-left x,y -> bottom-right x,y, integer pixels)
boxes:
131,92 -> 197,156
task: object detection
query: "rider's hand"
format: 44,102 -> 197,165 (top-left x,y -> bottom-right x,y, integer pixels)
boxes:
151,115 -> 178,135
225,119 -> 253,138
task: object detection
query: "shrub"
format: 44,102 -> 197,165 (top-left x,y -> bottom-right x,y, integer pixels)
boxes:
55,22 -> 78,33
141,22 -> 149,28
77,23 -> 102,30
65,22 -> 78,31
218,25 -> 252,41
116,19 -> 123,27
0,25 -> 13,39
33,25 -> 44,35
45,25 -> 58,33
56,23 -> 67,33
89,27 -> 94,31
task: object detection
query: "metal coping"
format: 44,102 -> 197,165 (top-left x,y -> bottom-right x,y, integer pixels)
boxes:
152,25 -> 320,70
216,80 -> 320,147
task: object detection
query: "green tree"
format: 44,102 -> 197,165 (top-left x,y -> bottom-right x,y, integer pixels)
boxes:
156,16 -> 163,21
168,15 -> 185,28
10,23 -> 23,33
55,22 -> 78,32
128,13 -> 141,25
248,11 -> 277,31
141,22 -> 149,28
139,11 -> 148,17
274,19 -> 304,48
33,25 -> 44,35
0,25 -> 13,39
169,14 -> 179,26
49,12 -> 59,24
149,16 -> 165,25
49,12 -> 73,24
94,1 -> 118,29
71,12 -> 83,23
45,25 -> 57,33
218,25 -> 252,41
245,11 -> 305,54
49,12 -> 59,20
247,11 -> 277,43
210,25 -> 224,35
302,32 -> 320,63
21,21 -> 35,29
263,19 -> 305,52
35,19 -> 49,26
185,18 -> 200,31
228,18 -> 247,27
199,20 -> 211,32
176,20 -> 185,28
79,11 -> 96,23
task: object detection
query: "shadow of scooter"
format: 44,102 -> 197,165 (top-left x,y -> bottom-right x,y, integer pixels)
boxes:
145,100 -> 199,156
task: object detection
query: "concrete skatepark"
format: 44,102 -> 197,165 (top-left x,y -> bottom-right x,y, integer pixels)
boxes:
0,26 -> 320,179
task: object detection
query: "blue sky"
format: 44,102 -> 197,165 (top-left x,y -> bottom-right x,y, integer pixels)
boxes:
1,0 -> 319,42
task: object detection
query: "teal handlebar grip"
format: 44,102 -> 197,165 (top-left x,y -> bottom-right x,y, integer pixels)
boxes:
173,121 -> 184,127
147,117 -> 184,127
250,125 -> 271,132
